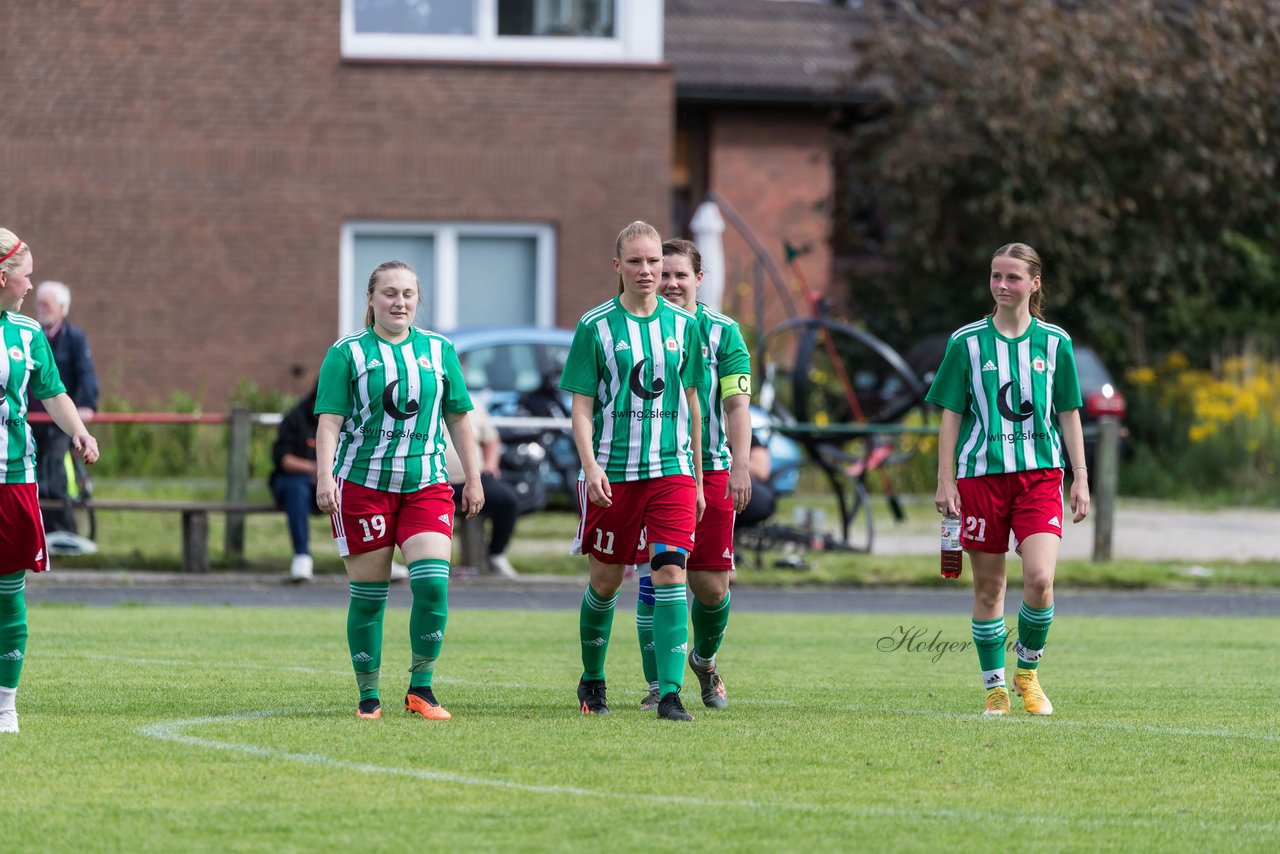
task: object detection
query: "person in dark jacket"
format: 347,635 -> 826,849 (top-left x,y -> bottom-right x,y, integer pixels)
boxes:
270,384 -> 322,581
29,281 -> 99,535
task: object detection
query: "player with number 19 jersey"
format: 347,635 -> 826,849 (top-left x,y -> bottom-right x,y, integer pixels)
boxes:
315,326 -> 473,493
560,295 -> 705,483
926,317 -> 1082,479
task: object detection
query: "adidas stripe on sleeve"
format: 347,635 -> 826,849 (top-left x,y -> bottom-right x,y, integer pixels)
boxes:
559,296 -> 704,482
316,327 -> 473,492
926,317 -> 1082,478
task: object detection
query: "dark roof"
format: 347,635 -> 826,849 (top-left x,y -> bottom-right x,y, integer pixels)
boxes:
665,0 -> 869,104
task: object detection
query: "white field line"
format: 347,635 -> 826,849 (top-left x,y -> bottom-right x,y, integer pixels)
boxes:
52,651 -> 1278,746
136,708 -> 1279,834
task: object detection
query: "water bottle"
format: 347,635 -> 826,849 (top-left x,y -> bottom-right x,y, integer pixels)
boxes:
940,514 -> 962,578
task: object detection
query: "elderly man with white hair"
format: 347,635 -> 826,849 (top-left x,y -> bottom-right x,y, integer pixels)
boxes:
29,280 -> 99,537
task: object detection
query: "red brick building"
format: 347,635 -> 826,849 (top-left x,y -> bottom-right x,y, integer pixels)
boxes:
2,0 -> 670,405
3,0 -> 863,406
665,0 -> 864,337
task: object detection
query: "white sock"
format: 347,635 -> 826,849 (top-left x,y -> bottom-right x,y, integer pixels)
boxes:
691,651 -> 714,669
0,686 -> 16,712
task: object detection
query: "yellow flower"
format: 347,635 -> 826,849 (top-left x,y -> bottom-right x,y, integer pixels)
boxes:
1128,366 -> 1156,386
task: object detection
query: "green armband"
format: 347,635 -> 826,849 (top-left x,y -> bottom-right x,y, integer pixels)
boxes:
719,373 -> 751,400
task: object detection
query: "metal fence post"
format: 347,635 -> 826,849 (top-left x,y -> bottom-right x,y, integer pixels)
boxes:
1091,415 -> 1120,563
224,405 -> 252,564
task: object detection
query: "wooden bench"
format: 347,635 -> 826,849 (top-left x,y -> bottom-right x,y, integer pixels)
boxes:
45,499 -> 279,573
43,499 -> 490,575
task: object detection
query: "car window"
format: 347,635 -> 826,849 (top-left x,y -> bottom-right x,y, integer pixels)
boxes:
1073,347 -> 1112,392
463,344 -> 543,393
543,343 -> 571,379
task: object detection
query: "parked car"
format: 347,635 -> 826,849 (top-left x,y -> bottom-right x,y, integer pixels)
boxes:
447,325 -> 802,511
906,333 -> 1127,468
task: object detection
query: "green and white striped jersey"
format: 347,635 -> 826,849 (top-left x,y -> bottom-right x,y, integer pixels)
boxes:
315,326 -> 473,493
0,311 -> 65,484
926,317 -> 1082,478
559,296 -> 706,482
695,304 -> 751,472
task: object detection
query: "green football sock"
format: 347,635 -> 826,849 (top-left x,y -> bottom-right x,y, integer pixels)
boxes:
0,573 -> 28,690
408,559 -> 450,689
579,584 -> 618,682
636,570 -> 657,688
1016,602 -> 1054,670
347,581 -> 389,701
652,582 -> 689,697
691,589 -> 730,661
971,617 -> 1007,690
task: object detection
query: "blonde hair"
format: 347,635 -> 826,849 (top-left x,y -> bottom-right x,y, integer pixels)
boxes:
992,242 -> 1045,320
0,228 -> 29,275
364,260 -> 417,328
614,220 -> 662,295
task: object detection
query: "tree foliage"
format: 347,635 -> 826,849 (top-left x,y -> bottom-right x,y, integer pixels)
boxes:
837,0 -> 1280,366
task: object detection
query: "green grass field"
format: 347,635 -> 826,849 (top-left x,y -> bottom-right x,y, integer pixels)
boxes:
2,605 -> 1278,851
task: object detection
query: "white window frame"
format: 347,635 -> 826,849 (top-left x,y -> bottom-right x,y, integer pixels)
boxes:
340,221 -> 557,334
340,0 -> 662,64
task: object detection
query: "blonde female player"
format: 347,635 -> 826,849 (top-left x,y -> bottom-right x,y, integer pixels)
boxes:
560,221 -> 706,721
0,228 -> 100,734
315,260 -> 483,721
633,238 -> 751,712
927,243 -> 1090,717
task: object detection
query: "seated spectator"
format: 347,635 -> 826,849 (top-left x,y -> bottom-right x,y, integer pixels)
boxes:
271,383 -> 409,583
444,401 -> 520,578
736,434 -> 777,529
269,384 -> 322,582
29,280 -> 99,537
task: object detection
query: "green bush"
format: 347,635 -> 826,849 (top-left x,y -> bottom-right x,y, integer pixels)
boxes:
90,381 -> 295,480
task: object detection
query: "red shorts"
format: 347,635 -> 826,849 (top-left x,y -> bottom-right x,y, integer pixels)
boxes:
689,470 -> 734,571
573,475 -> 696,565
0,483 -> 49,574
956,469 -> 1064,554
331,479 -> 455,557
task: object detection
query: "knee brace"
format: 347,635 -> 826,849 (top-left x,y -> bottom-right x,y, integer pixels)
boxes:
649,549 -> 687,572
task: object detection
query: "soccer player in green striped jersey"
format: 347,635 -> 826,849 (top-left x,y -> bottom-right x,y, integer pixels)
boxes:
315,260 -> 484,722
560,221 -> 706,722
632,238 -> 751,711
0,229 -> 100,734
926,243 -> 1091,717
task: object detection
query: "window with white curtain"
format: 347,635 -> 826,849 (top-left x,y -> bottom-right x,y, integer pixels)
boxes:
340,222 -> 556,335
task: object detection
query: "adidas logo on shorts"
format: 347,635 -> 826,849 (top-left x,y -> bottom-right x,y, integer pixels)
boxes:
722,547 -> 732,559
1048,516 -> 1061,528
438,513 -> 452,527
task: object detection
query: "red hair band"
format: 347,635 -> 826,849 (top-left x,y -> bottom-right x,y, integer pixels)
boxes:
0,240 -> 24,266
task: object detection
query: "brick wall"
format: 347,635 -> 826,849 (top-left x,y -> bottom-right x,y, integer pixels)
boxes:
705,108 -> 833,339
1,0 -> 672,406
